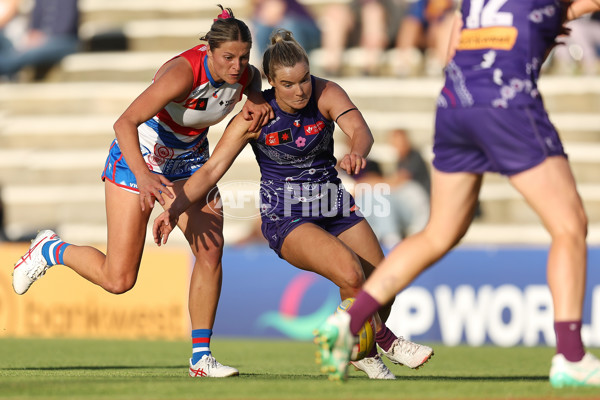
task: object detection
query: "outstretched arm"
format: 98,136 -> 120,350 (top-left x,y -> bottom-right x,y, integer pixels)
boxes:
153,113 -> 259,245
316,78 -> 374,175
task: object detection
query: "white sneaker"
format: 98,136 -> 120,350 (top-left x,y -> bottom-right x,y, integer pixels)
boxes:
381,337 -> 434,369
188,355 -> 239,378
550,352 -> 600,388
13,229 -> 59,295
351,354 -> 395,380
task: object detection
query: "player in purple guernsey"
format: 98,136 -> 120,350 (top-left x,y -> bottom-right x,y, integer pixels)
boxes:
153,29 -> 434,379
315,0 -> 600,386
12,5 -> 274,378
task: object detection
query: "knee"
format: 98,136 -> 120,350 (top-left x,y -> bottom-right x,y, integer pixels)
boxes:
337,256 -> 365,294
550,209 -> 588,244
343,269 -> 364,293
103,275 -> 137,294
102,264 -> 138,294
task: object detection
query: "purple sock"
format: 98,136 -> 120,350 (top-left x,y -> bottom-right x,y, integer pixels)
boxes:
367,342 -> 379,358
375,324 -> 397,352
555,320 -> 585,362
348,290 -> 381,335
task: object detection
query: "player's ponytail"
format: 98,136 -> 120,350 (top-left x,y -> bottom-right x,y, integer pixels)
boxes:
200,4 -> 252,50
262,29 -> 309,80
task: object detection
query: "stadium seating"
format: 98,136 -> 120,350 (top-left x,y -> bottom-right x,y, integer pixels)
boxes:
1,0 -> 599,246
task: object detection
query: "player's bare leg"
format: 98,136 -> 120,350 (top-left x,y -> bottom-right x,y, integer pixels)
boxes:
57,180 -> 151,293
316,170 -> 481,380
337,220 -> 433,370
510,156 -> 600,387
166,181 -> 237,378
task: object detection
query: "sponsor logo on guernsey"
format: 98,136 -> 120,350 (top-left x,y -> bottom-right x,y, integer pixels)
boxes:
304,121 -> 325,136
219,99 -> 235,107
185,97 -> 208,111
265,129 -> 293,146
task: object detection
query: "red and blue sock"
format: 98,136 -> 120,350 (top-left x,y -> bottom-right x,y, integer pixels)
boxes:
192,329 -> 212,364
41,239 -> 71,267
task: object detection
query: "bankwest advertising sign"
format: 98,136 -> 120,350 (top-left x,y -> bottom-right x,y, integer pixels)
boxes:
0,244 -> 189,339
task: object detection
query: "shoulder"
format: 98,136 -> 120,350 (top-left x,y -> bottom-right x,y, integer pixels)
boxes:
313,76 -> 349,105
314,76 -> 346,97
179,45 -> 208,62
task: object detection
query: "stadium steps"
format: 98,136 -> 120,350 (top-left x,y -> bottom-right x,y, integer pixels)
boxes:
3,77 -> 600,116
79,0 -> 247,23
2,0 -> 600,247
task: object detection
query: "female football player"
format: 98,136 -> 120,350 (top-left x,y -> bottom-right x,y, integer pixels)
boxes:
152,29 -> 434,380
315,0 -> 600,385
13,5 -> 273,378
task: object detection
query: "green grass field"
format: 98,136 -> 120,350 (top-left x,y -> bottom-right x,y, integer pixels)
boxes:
0,338 -> 599,399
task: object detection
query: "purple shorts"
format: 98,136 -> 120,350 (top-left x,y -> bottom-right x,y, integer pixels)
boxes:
432,104 -> 567,176
261,210 -> 364,258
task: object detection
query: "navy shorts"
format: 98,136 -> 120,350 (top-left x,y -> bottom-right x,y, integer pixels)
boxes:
432,103 -> 567,176
261,211 -> 364,258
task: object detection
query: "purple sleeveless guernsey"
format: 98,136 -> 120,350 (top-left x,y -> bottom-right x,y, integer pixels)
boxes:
439,0 -> 564,109
250,76 -> 357,223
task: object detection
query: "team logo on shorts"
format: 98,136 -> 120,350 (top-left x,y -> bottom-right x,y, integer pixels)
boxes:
265,129 -> 293,146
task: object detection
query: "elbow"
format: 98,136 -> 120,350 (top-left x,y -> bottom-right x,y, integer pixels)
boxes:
365,135 -> 374,153
113,118 -> 127,140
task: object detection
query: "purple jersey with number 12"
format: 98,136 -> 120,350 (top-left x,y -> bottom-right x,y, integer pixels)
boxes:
439,0 -> 564,109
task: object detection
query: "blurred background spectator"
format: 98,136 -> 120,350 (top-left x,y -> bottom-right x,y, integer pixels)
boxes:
0,0 -> 20,52
347,128 -> 431,249
315,0 -> 457,77
388,128 -> 431,195
352,157 -> 430,250
0,0 -> 80,82
390,0 -> 455,77
319,0 -> 395,76
551,11 -> 600,76
251,0 -> 321,62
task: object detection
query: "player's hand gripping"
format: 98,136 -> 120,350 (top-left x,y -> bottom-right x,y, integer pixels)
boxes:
135,170 -> 174,212
339,152 -> 367,176
242,92 -> 274,132
153,208 -> 179,246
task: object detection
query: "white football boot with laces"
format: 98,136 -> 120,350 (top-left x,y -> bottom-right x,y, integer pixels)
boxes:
13,230 -> 59,295
550,352 -> 600,388
381,337 -> 434,369
351,354 -> 396,380
188,355 -> 239,378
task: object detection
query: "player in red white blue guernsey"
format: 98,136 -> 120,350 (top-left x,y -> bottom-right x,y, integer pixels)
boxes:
152,29 -> 434,380
13,5 -> 274,378
315,0 -> 600,385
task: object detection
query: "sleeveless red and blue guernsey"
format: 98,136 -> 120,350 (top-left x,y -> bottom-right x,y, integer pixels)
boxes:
439,0 -> 564,109
102,45 -> 252,192
250,76 -> 357,222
